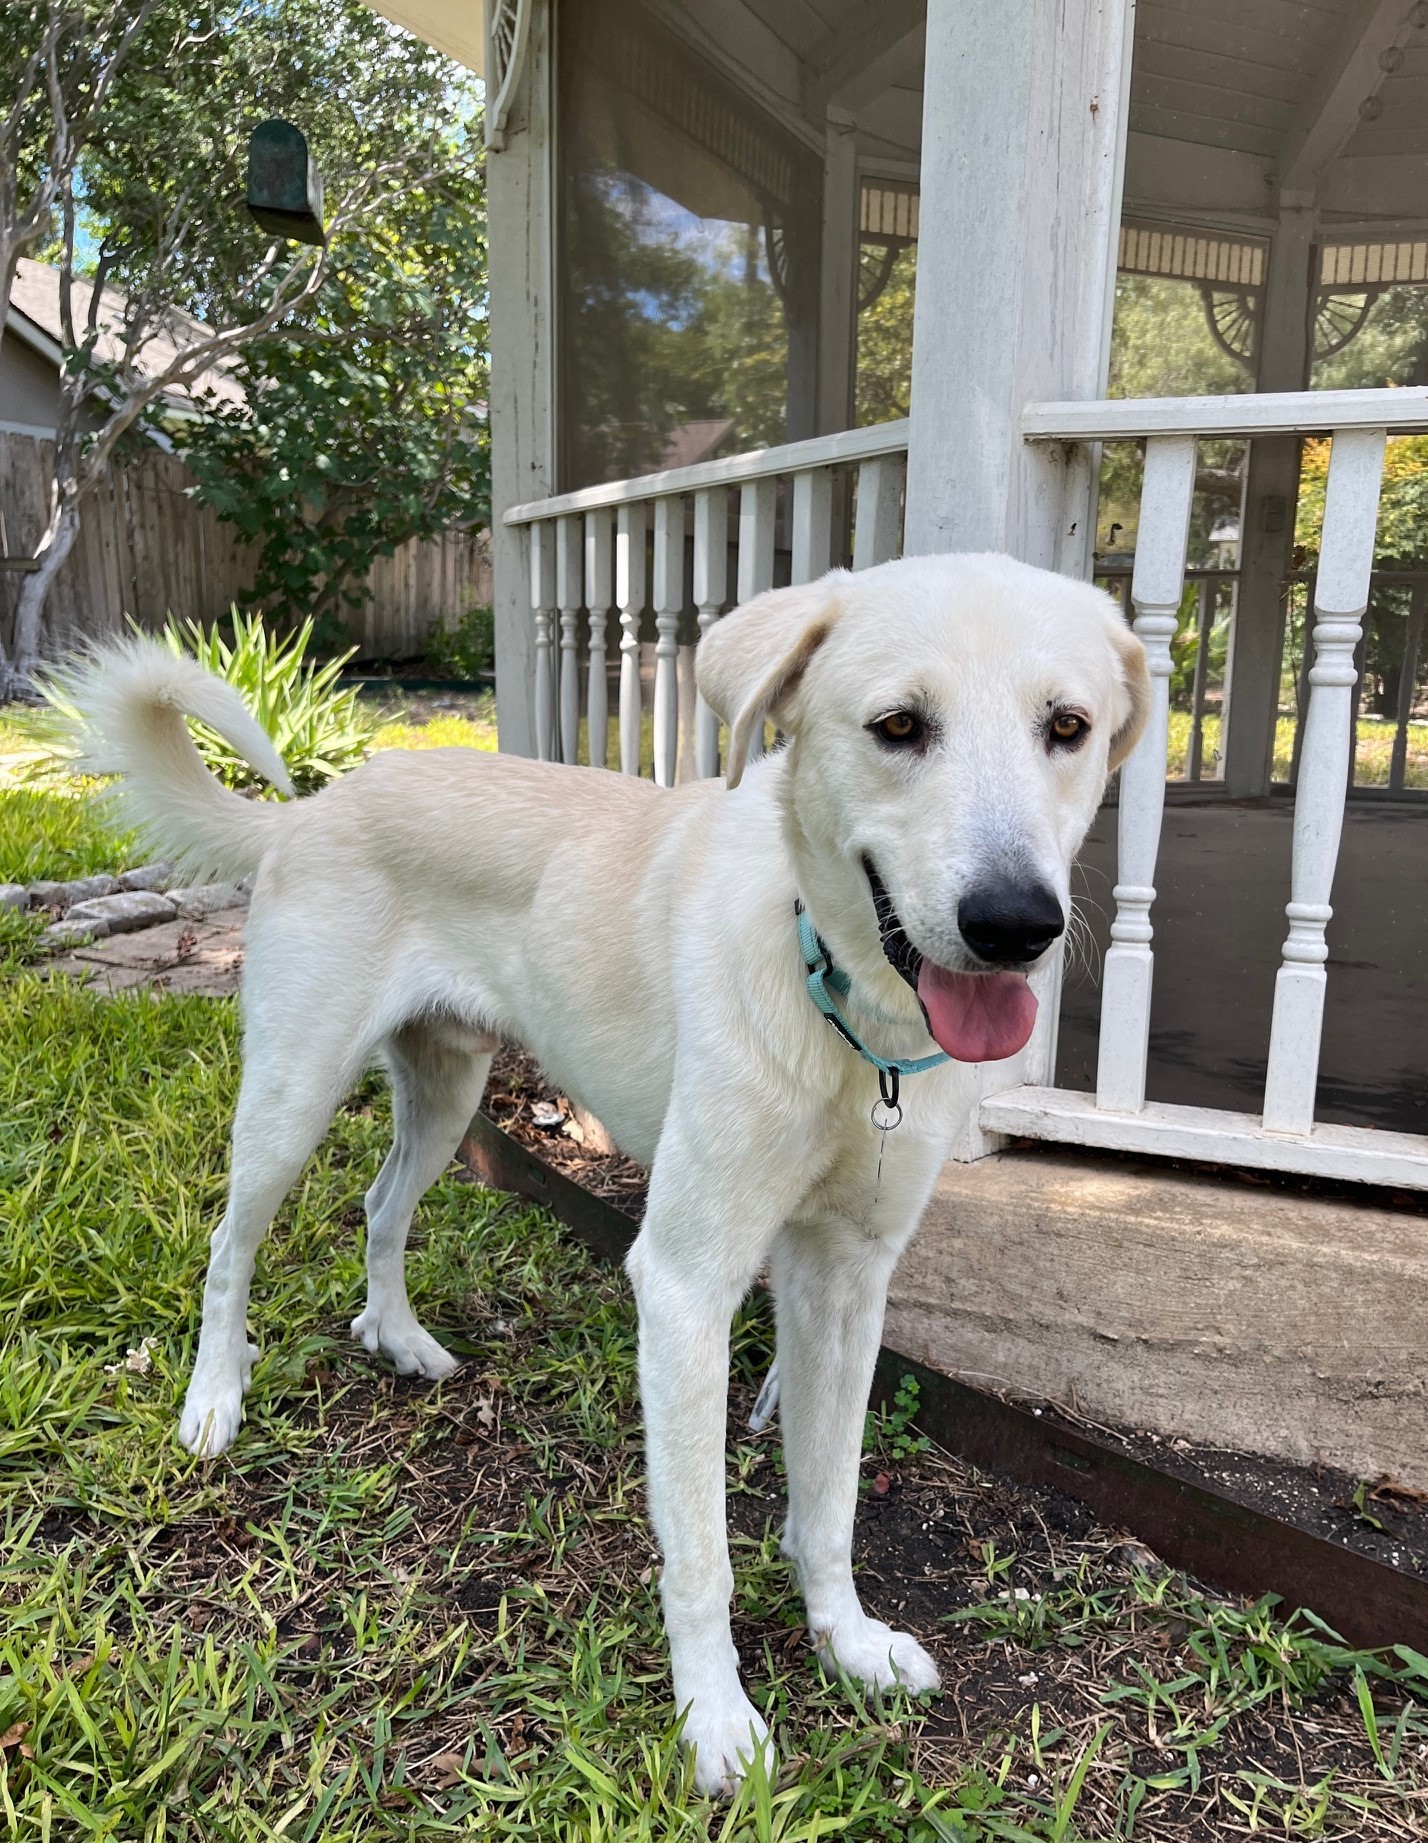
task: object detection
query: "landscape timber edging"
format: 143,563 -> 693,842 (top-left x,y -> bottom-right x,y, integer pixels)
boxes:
458,1108 -> 1428,1655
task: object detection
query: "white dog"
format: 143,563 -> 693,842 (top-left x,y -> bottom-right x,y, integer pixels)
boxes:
67,552 -> 1146,1794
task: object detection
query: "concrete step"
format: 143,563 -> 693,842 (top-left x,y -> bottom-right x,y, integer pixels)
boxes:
887,1145 -> 1428,1492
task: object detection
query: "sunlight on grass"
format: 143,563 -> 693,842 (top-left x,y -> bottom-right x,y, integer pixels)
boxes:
374,712 -> 500,753
1164,710 -> 1428,787
0,784 -> 137,884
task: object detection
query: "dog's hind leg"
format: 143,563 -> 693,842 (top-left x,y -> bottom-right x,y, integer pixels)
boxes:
350,1022 -> 493,1379
769,1214 -> 940,1698
179,1031 -> 366,1458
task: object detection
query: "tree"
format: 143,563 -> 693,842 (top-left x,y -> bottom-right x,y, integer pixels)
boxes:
855,244 -> 916,428
0,0 -> 474,696
0,2 -> 158,327
182,171 -> 489,645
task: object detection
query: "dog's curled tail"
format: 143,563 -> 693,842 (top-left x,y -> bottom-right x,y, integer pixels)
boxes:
58,635 -> 295,883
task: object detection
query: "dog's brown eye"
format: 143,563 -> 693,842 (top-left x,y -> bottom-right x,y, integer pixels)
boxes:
873,710 -> 923,746
1049,711 -> 1088,746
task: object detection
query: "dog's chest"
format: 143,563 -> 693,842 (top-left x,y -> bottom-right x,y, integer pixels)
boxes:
802,1109 -> 949,1238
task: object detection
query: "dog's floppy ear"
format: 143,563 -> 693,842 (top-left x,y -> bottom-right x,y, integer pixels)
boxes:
696,573 -> 846,789
1105,610 -> 1152,772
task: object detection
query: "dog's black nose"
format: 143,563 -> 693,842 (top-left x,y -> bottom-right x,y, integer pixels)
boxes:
958,881 -> 1065,966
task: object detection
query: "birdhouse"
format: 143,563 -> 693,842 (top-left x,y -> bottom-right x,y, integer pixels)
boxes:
246,119 -> 325,246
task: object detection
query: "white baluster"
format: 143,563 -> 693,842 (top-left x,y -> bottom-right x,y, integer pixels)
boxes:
556,514 -> 582,766
529,520 -> 556,762
852,455 -> 903,570
737,478 -> 776,761
791,467 -> 833,584
652,496 -> 683,789
1095,435 -> 1197,1114
693,487 -> 727,778
1262,427 -> 1386,1137
616,503 -> 647,776
584,509 -> 612,768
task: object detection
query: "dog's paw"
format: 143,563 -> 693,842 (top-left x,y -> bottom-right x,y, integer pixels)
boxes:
178,1343 -> 258,1457
350,1306 -> 459,1381
683,1692 -> 772,1798
814,1619 -> 941,1697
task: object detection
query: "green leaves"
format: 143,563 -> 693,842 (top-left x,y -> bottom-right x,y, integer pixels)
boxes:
180,169 -> 490,644
156,609 -> 381,794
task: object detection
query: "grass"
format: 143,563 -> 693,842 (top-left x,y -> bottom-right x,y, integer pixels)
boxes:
0,784 -> 139,885
2,968 -> 1426,1838
372,711 -> 499,754
1166,710 -> 1428,787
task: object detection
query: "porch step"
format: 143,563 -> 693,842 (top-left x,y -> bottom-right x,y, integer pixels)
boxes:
887,1143 -> 1428,1493
981,1086 -> 1428,1189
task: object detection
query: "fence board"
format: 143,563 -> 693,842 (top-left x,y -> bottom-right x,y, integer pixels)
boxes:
0,429 -> 489,662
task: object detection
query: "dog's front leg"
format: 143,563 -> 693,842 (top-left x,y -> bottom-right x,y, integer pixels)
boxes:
626,1087 -> 825,1798
770,1215 -> 941,1699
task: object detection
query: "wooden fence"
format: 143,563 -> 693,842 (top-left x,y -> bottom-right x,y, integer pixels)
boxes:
0,429 -> 490,662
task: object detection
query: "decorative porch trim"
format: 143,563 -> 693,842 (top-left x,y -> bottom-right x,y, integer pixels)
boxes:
484,0 -> 532,151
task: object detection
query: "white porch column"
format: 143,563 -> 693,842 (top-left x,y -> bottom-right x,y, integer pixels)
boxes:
903,0 -> 1134,570
817,109 -> 858,438
903,0 -> 1135,1159
1222,208 -> 1316,796
488,0 -> 554,757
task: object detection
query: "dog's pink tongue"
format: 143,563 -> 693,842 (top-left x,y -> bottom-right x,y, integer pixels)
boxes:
917,962 -> 1038,1062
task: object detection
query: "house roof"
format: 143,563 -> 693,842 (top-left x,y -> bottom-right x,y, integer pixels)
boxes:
5,258 -> 246,418
361,1 -> 484,75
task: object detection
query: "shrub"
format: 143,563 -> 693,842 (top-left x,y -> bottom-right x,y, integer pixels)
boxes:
164,611 -> 381,792
426,603 -> 495,679
26,610 -> 381,796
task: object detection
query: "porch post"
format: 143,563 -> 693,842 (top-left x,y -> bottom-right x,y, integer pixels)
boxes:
902,0 -> 1135,1159
487,0 -> 555,757
903,0 -> 1134,571
1222,210 -> 1316,796
816,108 -> 858,437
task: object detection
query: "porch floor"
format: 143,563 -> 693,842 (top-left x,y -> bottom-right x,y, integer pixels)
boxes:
1058,794 -> 1428,1136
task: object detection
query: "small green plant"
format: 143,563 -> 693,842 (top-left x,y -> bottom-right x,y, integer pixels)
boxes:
28,610 -> 381,796
426,603 -> 495,679
863,1373 -> 931,1460
161,611 -> 381,793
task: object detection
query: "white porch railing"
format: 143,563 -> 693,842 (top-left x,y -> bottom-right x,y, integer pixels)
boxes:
504,421 -> 908,786
503,387 -> 1428,1190
984,386 -> 1428,1188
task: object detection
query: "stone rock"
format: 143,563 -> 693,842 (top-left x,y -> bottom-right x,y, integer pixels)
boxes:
42,919 -> 108,948
0,884 -> 27,912
63,890 -> 177,934
171,882 -> 247,919
117,861 -> 176,893
28,873 -> 120,911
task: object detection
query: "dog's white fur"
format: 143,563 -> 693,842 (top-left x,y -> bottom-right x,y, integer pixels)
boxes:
66,553 -> 1148,1794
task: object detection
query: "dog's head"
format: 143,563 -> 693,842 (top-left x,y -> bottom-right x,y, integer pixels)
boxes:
696,552 -> 1149,1062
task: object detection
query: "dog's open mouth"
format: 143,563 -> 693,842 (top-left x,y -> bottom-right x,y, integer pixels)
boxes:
863,858 -> 1038,1063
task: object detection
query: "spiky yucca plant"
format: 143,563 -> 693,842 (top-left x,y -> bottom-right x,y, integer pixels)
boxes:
26,610 -> 381,795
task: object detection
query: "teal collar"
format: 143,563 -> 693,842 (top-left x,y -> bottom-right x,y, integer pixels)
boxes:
794,900 -> 949,1124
